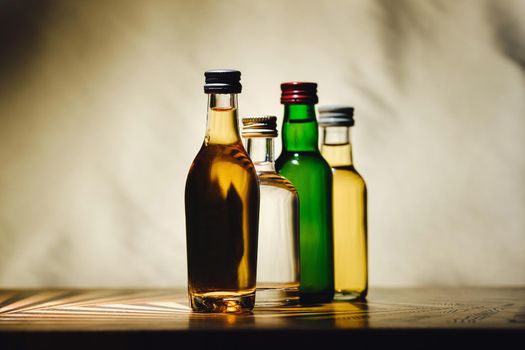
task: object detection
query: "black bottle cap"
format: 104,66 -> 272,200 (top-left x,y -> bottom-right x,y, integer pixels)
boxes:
318,105 -> 355,127
204,69 -> 242,94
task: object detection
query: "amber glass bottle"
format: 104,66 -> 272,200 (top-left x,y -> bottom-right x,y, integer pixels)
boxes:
319,106 -> 368,300
185,70 -> 260,313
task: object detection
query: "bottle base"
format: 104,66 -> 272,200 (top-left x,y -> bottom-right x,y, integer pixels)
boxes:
299,291 -> 334,305
334,290 -> 367,301
255,285 -> 300,307
189,291 -> 255,313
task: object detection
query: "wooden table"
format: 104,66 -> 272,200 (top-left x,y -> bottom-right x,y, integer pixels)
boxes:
1,288 -> 524,349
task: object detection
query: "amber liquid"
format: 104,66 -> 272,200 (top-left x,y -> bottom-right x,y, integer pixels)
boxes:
321,142 -> 368,300
185,107 -> 260,312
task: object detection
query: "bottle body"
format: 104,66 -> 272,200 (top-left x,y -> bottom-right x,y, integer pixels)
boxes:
276,152 -> 334,302
276,101 -> 334,303
332,165 -> 367,299
256,172 -> 300,305
320,125 -> 368,300
185,91 -> 259,313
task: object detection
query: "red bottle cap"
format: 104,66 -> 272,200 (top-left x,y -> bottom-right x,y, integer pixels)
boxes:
280,82 -> 318,105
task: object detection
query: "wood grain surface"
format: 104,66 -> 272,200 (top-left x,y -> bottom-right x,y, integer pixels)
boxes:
0,288 -> 524,330
1,288 -> 524,349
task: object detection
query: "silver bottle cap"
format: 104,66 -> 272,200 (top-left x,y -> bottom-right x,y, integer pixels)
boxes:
318,105 -> 355,127
241,116 -> 278,138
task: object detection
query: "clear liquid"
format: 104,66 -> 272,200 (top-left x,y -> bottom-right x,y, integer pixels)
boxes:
255,172 -> 300,306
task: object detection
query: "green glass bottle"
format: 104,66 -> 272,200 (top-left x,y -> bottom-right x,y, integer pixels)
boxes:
275,82 -> 334,303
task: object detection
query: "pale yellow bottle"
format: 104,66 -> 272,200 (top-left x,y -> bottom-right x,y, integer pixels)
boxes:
319,106 -> 367,300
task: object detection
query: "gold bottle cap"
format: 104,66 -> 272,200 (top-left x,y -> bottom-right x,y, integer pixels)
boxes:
241,116 -> 278,138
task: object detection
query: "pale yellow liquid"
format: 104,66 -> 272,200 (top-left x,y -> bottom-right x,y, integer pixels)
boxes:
321,143 -> 368,299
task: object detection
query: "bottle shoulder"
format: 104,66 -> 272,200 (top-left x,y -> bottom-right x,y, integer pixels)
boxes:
277,150 -> 326,161
332,166 -> 367,187
276,151 -> 332,171
188,142 -> 256,175
258,172 -> 297,193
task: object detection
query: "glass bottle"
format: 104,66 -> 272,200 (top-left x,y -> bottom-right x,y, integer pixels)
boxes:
242,116 -> 300,306
275,82 -> 334,303
319,106 -> 368,300
185,70 -> 260,313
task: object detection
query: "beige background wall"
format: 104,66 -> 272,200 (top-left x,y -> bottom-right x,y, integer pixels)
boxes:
0,0 -> 524,288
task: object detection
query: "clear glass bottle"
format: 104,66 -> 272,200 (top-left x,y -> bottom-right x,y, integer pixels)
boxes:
185,70 -> 260,313
242,116 -> 300,306
319,106 -> 368,300
275,82 -> 334,304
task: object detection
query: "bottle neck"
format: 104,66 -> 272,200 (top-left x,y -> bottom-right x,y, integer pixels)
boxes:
281,104 -> 320,152
320,126 -> 354,167
205,93 -> 240,145
246,137 -> 276,173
